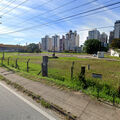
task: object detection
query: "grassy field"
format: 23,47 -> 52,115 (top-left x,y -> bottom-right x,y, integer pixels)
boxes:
0,52 -> 120,104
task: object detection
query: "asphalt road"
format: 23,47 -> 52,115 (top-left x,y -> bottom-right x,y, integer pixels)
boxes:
0,83 -> 56,120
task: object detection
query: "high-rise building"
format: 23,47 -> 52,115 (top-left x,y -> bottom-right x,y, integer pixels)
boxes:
65,30 -> 79,51
60,35 -> 65,52
52,35 -> 60,51
41,35 -> 52,51
87,29 -> 100,40
114,20 -> 120,39
38,42 -> 42,50
100,32 -> 108,47
100,32 -> 108,43
109,31 -> 114,44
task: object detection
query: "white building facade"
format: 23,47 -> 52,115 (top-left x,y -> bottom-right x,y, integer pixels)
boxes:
88,29 -> 100,40
52,35 -> 60,51
65,30 -> 79,51
100,32 -> 108,47
41,35 -> 52,51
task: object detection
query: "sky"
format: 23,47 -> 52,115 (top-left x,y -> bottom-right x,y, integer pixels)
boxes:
0,0 -> 120,45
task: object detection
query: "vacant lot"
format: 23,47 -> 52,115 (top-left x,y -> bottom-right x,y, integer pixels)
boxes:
0,52 -> 120,103
1,52 -> 120,86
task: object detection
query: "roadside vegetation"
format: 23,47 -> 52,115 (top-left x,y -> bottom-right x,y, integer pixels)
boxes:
0,52 -> 120,104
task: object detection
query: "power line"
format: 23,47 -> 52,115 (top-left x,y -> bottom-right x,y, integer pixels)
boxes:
54,0 -> 114,16
42,26 -> 114,37
54,4 -> 120,25
14,0 -> 80,25
1,0 -> 29,17
0,1 -> 119,35
3,0 -> 54,17
5,0 -> 114,28
0,0 -> 17,12
31,0 -> 54,9
49,0 -> 98,17
3,0 -> 97,28
1,0 -> 60,26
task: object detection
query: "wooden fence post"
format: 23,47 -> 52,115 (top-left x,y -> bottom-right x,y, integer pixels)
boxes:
3,51 -> 5,60
97,88 -> 100,99
118,86 -> 120,98
41,56 -> 48,77
81,66 -> 86,76
27,59 -> 30,72
8,57 -> 10,65
71,61 -> 75,80
15,58 -> 19,69
1,57 -> 3,65
88,64 -> 90,70
79,66 -> 87,89
113,93 -> 115,106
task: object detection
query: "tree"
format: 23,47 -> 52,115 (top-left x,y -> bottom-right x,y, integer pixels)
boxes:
110,38 -> 120,49
26,43 -> 41,53
84,39 -> 101,54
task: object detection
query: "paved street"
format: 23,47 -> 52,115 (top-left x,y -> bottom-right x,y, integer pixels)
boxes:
0,83 -> 56,120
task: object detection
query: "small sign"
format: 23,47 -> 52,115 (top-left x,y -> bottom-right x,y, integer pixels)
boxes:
92,73 -> 102,79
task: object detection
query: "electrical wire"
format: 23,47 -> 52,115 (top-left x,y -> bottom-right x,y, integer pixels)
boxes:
1,0 -> 29,16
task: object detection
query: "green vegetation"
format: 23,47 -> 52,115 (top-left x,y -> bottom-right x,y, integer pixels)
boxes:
84,39 -> 108,54
40,99 -> 51,108
19,43 -> 41,53
0,52 -> 120,104
110,38 -> 120,49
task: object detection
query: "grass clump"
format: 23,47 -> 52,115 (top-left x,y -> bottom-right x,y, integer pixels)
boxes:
40,99 -> 51,108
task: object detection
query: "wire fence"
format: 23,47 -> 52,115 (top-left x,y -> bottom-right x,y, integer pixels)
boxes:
0,56 -> 120,106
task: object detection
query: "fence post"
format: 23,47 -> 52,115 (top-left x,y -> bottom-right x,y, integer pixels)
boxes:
81,66 -> 86,76
97,88 -> 100,99
71,61 -> 75,80
27,59 -> 30,72
113,93 -> 115,106
79,66 -> 87,89
88,64 -> 90,70
15,58 -> 19,69
41,56 -> 48,77
8,57 -> 10,65
118,86 -> 120,98
113,94 -> 115,105
1,57 -> 3,66
3,51 -> 5,60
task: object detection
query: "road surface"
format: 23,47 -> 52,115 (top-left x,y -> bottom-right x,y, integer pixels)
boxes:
0,82 -> 56,120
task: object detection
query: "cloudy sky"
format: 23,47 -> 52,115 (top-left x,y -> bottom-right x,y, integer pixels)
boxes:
0,0 -> 120,45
